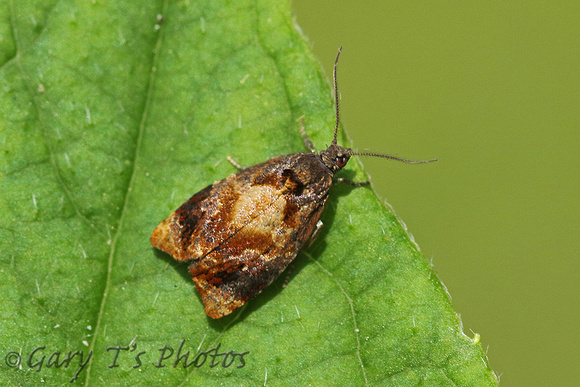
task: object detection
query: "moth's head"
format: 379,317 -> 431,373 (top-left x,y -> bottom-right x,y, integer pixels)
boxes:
320,144 -> 354,173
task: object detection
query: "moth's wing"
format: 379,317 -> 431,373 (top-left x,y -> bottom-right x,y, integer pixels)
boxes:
151,157 -> 290,262
151,183 -> 215,260
188,191 -> 328,319
152,152 -> 334,318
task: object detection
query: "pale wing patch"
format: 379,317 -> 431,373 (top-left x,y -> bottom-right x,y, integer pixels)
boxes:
232,185 -> 279,219
234,185 -> 287,244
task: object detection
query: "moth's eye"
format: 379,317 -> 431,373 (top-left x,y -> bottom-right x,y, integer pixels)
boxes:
336,155 -> 348,168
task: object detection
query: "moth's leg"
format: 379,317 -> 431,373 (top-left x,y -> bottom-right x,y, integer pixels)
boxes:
282,221 -> 323,289
306,220 -> 324,247
336,177 -> 370,187
227,156 -> 246,171
297,115 -> 316,153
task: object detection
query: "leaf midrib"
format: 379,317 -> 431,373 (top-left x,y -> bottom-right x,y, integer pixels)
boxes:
82,0 -> 171,384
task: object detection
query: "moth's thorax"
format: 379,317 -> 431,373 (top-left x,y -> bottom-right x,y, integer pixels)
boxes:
318,144 -> 353,173
288,152 -> 333,179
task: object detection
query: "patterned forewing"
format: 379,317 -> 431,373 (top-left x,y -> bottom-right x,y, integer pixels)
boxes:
151,156 -> 291,261
151,152 -> 334,318
189,186 -> 328,318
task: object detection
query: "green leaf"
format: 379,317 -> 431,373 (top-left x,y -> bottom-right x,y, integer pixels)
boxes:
0,0 -> 497,385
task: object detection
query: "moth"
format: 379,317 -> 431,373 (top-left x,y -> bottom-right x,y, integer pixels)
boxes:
151,49 -> 436,318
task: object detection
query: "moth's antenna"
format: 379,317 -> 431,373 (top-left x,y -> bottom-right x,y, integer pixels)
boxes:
352,151 -> 437,164
332,47 -> 342,146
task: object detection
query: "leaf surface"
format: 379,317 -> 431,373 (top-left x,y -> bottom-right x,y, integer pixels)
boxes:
0,0 -> 497,385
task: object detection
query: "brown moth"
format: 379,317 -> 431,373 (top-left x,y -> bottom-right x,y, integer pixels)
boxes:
151,48 -> 436,319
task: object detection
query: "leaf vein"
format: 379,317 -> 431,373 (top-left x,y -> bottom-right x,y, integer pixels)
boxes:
307,253 -> 369,386
82,0 -> 171,384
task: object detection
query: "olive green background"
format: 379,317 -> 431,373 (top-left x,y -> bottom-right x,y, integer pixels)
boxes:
293,1 -> 579,386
